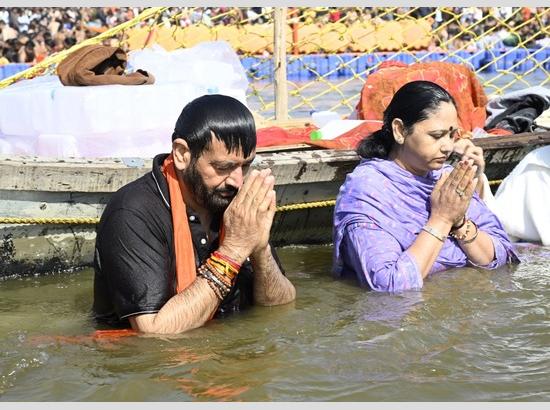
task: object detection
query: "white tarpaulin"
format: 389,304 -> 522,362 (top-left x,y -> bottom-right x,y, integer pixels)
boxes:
0,41 -> 249,158
486,145 -> 550,245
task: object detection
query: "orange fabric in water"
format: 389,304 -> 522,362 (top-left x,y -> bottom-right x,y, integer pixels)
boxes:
356,61 -> 488,132
161,154 -> 197,293
92,329 -> 138,339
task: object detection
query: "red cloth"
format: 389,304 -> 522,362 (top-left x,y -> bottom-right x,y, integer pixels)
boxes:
307,121 -> 382,150
256,122 -> 382,151
256,122 -> 509,151
257,125 -> 317,147
356,61 -> 488,132
256,61 -> 494,151
486,128 -> 513,136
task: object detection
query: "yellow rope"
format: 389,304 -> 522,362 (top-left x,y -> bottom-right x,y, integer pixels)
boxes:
0,217 -> 100,225
276,199 -> 336,212
0,179 -> 507,226
0,199 -> 338,225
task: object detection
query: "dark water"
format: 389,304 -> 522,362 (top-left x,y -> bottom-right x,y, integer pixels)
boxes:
1,244 -> 550,401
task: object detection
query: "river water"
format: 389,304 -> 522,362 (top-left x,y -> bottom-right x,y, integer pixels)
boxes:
1,243 -> 549,401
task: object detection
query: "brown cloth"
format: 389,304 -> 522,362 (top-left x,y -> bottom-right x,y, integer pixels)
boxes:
57,44 -> 154,86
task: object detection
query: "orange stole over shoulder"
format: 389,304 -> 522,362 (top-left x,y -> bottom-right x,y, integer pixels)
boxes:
161,154 -> 225,294
161,154 -> 196,293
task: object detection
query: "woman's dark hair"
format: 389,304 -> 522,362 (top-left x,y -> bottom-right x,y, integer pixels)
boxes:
357,80 -> 457,159
172,94 -> 256,159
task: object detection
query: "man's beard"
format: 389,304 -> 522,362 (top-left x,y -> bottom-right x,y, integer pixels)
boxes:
182,162 -> 238,218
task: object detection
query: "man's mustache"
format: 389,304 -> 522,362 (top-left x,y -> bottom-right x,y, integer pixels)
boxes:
214,187 -> 238,197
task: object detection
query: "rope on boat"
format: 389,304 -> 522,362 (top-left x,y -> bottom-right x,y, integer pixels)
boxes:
276,199 -> 336,212
0,199 -> 338,225
0,217 -> 101,225
0,178 -> 504,225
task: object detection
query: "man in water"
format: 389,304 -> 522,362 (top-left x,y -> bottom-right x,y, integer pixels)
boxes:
93,94 -> 296,334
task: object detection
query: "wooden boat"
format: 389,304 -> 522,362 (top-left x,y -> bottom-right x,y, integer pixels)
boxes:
1,130 -> 550,278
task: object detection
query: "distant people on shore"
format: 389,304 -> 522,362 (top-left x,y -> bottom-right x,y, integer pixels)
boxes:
0,7 -> 139,64
1,6 -> 548,65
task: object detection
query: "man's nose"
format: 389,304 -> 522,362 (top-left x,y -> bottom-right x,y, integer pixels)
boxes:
227,166 -> 244,189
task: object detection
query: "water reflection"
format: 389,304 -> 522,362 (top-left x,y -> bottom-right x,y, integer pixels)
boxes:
1,244 -> 549,401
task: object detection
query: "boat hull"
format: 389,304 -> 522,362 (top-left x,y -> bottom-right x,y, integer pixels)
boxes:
1,131 -> 549,277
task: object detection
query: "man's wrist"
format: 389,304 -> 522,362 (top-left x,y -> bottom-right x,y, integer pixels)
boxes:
250,244 -> 271,261
217,245 -> 247,266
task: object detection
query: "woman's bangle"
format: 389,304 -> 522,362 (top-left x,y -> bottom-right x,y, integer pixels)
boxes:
421,225 -> 447,242
451,215 -> 467,231
450,219 -> 471,241
460,220 -> 479,244
450,219 -> 479,244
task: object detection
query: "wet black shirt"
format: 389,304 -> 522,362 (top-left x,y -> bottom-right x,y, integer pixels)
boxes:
93,153 -> 284,328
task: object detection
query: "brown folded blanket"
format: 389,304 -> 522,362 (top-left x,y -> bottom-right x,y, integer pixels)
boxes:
57,44 -> 155,86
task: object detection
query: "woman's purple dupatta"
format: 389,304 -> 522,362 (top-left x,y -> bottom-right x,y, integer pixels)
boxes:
333,158 -> 519,277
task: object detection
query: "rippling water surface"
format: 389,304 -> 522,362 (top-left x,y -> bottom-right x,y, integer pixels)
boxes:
1,244 -> 549,401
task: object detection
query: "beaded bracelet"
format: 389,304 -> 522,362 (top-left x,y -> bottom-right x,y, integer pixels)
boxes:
205,259 -> 234,288
202,274 -> 223,300
449,219 -> 480,244
449,219 -> 471,241
198,264 -> 230,301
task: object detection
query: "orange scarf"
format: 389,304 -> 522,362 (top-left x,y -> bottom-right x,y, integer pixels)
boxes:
161,154 -> 197,293
161,154 -> 226,294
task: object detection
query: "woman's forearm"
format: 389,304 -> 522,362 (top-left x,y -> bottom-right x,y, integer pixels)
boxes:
458,230 -> 496,266
407,216 -> 452,278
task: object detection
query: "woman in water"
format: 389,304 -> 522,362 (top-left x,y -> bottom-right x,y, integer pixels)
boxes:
333,80 -> 519,292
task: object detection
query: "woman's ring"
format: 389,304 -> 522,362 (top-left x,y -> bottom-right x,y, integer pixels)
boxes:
455,189 -> 465,198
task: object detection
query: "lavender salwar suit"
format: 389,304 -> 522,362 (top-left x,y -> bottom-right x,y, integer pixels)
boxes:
333,158 -> 519,292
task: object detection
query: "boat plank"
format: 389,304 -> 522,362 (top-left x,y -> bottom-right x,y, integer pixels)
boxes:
0,150 -> 360,192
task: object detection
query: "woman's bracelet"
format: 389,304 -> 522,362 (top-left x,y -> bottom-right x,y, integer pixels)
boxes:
460,220 -> 479,244
451,215 -> 467,231
421,225 -> 448,242
449,219 -> 479,244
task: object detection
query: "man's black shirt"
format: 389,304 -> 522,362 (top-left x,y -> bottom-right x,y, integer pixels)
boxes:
93,153 -> 283,328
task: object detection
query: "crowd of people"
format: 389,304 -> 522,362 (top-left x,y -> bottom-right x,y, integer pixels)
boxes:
0,7 -> 139,64
0,6 -> 548,65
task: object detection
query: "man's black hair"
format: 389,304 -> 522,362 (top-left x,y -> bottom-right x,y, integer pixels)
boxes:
172,94 -> 256,158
